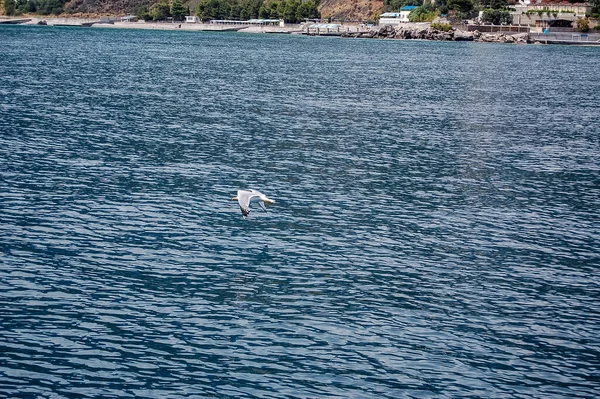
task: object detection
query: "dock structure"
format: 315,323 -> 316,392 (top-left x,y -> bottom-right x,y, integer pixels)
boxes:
303,23 -> 369,36
209,19 -> 281,26
0,18 -> 31,24
530,31 -> 600,45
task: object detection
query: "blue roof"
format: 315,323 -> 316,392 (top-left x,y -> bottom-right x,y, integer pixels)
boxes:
400,6 -> 418,10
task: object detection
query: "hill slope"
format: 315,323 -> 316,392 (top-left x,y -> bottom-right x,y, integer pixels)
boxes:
63,0 -> 158,14
319,0 -> 383,22
3,0 -> 384,21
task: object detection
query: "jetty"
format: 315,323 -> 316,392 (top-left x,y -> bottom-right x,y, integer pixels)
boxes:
530,31 -> 600,45
301,23 -> 371,37
0,18 -> 31,24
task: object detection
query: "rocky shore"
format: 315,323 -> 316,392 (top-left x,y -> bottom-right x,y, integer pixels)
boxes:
343,24 -> 532,44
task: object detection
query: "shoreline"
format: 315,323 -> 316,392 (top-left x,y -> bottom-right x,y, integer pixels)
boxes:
2,16 -> 600,45
0,16 -> 307,34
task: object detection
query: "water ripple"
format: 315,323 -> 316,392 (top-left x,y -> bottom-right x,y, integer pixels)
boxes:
1,26 -> 599,398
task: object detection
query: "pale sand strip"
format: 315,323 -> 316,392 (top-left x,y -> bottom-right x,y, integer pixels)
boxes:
10,17 -> 305,33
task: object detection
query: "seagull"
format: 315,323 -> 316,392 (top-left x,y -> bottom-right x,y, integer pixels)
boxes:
232,189 -> 275,217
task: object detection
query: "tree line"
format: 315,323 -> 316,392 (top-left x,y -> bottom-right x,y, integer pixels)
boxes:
4,0 -> 66,15
195,0 -> 319,23
3,0 -> 319,22
134,0 -> 319,22
136,0 -> 189,21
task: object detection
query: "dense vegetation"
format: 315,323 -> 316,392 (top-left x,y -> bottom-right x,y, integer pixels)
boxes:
2,0 -> 318,21
135,0 -> 189,20
195,0 -> 319,22
430,21 -> 451,31
134,0 -> 318,22
4,0 -> 67,15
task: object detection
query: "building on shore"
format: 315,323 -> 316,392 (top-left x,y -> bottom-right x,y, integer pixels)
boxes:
514,1 -> 592,16
510,2 -> 595,30
379,6 -> 418,25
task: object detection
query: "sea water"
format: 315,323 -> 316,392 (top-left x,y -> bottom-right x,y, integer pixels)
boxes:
0,25 -> 599,398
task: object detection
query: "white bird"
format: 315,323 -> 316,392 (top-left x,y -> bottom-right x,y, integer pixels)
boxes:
232,189 -> 275,217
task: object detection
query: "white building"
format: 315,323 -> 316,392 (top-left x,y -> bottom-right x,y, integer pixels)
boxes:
379,6 -> 418,25
185,16 -> 200,23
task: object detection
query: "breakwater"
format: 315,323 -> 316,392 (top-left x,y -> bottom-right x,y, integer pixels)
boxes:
343,24 -> 532,44
343,23 -> 600,45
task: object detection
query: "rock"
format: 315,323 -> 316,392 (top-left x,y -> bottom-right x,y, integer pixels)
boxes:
353,24 -> 530,45
478,33 -> 504,42
512,32 -> 531,44
376,24 -> 396,38
453,30 -> 474,41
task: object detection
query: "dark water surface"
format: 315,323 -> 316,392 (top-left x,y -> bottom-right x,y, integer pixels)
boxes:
1,25 -> 599,398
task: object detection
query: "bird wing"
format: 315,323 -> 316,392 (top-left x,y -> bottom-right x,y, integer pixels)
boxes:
237,190 -> 259,216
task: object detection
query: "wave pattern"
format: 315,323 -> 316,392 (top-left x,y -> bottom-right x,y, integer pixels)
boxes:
1,26 -> 599,398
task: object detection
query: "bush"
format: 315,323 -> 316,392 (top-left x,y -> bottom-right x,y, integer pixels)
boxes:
481,8 -> 512,25
431,22 -> 453,31
408,5 -> 437,22
576,17 -> 590,32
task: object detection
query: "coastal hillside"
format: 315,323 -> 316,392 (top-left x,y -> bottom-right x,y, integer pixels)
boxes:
2,0 -> 385,21
63,0 -> 157,14
319,0 -> 383,21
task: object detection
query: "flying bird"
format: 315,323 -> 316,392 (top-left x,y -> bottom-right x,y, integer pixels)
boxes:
232,189 -> 275,217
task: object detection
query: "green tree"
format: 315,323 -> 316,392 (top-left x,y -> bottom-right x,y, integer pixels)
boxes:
197,0 -> 215,20
267,0 -> 281,18
26,0 -> 35,12
258,3 -> 268,18
447,0 -> 473,19
34,0 -> 64,15
283,0 -> 301,22
229,0 -> 242,19
408,4 -> 437,22
135,5 -> 151,20
171,0 -> 187,21
296,0 -> 319,21
242,0 -> 262,19
481,8 -> 511,24
151,2 -> 171,20
4,0 -> 17,15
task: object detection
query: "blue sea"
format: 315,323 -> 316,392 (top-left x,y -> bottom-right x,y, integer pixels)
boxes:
1,25 -> 599,398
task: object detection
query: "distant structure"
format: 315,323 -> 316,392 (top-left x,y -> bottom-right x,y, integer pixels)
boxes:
379,6 -> 419,25
209,19 -> 281,25
511,1 -> 593,29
